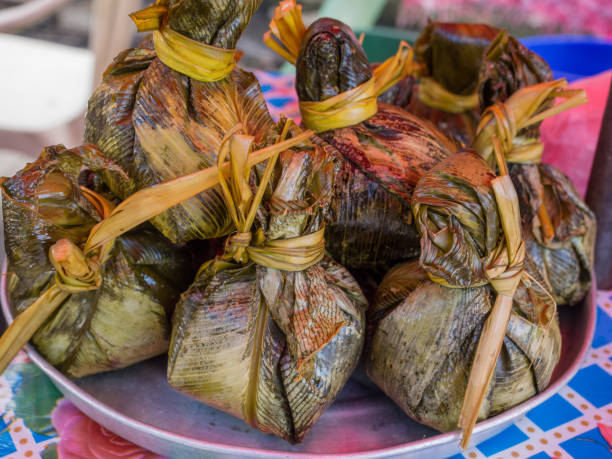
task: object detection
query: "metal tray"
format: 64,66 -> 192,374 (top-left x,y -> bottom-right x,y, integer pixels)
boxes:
0,266 -> 596,458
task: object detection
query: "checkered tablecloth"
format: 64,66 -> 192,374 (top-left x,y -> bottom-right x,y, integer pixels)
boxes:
0,71 -> 610,459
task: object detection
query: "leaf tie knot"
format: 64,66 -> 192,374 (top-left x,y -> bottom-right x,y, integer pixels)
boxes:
418,77 -> 480,114
475,79 -> 588,165
47,186 -> 116,294
228,231 -> 252,248
49,239 -> 102,294
225,231 -> 254,264
486,238 -> 526,297
479,101 -> 544,164
217,123 -> 325,271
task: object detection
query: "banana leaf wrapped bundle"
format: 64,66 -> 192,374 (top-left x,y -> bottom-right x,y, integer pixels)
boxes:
1,144 -> 194,378
167,126 -> 368,443
406,22 -> 499,144
380,22 -> 552,145
364,149 -> 561,446
511,165 -> 595,305
264,1 -> 458,271
474,80 -> 593,305
85,0 -> 277,244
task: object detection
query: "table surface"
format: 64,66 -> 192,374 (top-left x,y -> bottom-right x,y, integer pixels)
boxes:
0,71 -> 611,459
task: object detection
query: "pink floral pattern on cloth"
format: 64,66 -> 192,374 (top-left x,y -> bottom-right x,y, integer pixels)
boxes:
51,399 -> 163,459
251,69 -> 301,122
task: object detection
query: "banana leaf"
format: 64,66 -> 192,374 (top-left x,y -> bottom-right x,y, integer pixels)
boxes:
364,258 -> 560,432
295,18 -> 372,103
379,22 -> 500,144
167,141 -> 367,443
365,150 -> 561,432
166,0 -> 261,46
477,32 -> 553,144
478,32 -> 553,111
377,73 -> 416,110
382,22 -> 552,145
511,163 -> 595,305
84,0 -> 277,244
2,145 -> 194,377
417,22 -> 500,96
473,81 -> 593,306
296,18 -> 458,271
413,149 -> 500,286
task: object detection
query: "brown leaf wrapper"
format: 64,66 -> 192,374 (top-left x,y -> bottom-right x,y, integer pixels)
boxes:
2,145 -> 195,377
167,145 -> 367,443
511,163 -> 596,305
85,0 -> 276,244
380,22 -> 552,145
294,18 -> 459,271
365,150 -> 560,433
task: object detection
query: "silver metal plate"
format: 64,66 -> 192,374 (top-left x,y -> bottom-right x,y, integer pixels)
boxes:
0,265 -> 596,458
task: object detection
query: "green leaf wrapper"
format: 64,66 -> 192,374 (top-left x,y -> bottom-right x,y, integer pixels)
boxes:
85,0 -> 275,244
511,163 -> 596,305
365,150 -> 561,432
2,145 -> 194,377
365,258 -> 560,432
295,18 -> 459,271
167,144 -> 367,444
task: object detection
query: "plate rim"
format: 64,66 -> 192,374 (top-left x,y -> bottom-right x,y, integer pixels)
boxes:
0,263 -> 598,458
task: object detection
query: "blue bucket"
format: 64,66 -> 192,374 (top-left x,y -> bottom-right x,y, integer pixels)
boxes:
520,35 -> 612,82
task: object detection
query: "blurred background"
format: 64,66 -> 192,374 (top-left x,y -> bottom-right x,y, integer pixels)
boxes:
0,0 -> 611,166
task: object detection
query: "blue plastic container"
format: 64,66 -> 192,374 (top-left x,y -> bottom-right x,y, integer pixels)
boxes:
520,35 -> 612,82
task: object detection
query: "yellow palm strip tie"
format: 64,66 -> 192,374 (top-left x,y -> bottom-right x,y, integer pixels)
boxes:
263,0 -> 417,132
0,125 -> 314,374
299,42 -> 417,133
130,2 -> 237,82
473,79 -> 587,243
474,79 -> 587,165
457,137 -> 526,449
263,0 -> 306,66
0,187 -> 114,374
217,121 -> 325,271
418,77 -> 480,114
373,41 -> 418,94
299,78 -> 378,133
